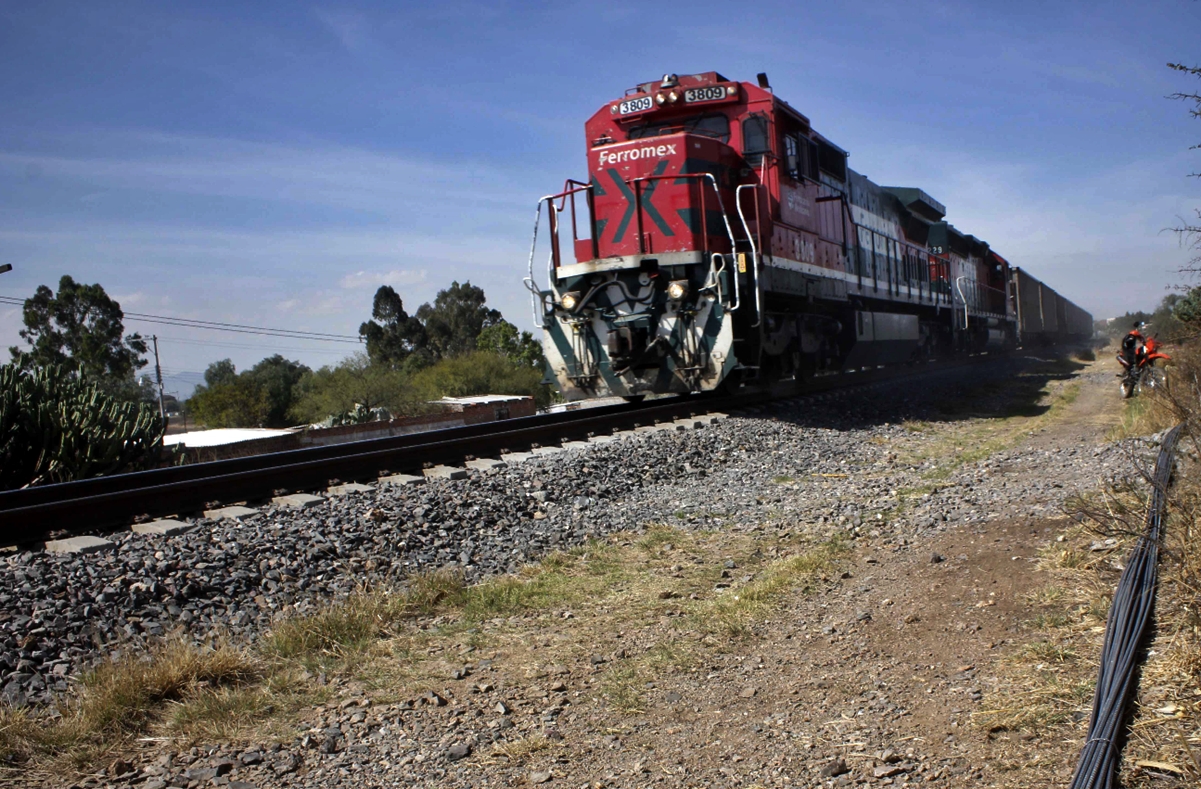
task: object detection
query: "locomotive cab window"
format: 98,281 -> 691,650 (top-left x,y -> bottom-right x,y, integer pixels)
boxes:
816,140 -> 847,182
783,133 -> 801,181
742,114 -> 769,166
629,113 -> 730,143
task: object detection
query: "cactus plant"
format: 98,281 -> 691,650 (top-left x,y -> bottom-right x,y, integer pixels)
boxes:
0,357 -> 165,490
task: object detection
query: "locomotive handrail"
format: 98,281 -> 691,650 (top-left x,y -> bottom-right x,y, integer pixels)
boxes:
524,198 -> 551,328
735,183 -> 762,316
525,184 -> 598,327
738,184 -> 767,327
955,276 -> 970,329
707,253 -> 728,305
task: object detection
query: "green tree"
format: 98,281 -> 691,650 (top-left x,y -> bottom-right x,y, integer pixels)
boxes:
360,280 -> 504,364
358,286 -> 428,368
203,358 -> 237,388
410,351 -> 550,408
476,320 -> 545,369
415,281 -> 502,360
289,352 -> 420,424
9,275 -> 148,398
244,355 -> 310,427
186,356 -> 309,429
1174,286 -> 1201,325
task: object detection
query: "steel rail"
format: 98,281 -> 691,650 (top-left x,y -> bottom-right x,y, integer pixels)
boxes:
1,353 -> 1012,547
0,398 -> 653,510
0,397 -> 725,545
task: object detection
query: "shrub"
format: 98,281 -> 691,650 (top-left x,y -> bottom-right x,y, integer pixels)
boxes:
0,357 -> 165,490
410,351 -> 551,408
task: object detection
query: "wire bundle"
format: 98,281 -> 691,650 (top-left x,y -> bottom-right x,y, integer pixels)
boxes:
1069,424 -> 1184,789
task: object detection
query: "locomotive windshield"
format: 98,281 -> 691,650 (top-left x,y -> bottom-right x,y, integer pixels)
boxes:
628,113 -> 730,143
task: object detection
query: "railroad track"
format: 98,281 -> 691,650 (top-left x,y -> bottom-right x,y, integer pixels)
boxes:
1,354 -> 1010,547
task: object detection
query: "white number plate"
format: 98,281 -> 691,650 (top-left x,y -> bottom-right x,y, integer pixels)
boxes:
684,86 -> 727,104
619,96 -> 653,115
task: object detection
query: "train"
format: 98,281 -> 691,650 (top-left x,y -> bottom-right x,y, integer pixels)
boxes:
523,72 -> 1092,401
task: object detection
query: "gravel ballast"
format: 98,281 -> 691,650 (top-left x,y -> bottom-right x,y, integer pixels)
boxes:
0,361 -> 1146,715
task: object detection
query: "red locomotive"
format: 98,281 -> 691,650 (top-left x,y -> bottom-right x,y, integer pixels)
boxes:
525,72 -> 1091,400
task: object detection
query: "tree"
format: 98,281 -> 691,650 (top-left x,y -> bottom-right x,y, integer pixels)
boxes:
415,281 -> 502,360
358,286 -> 428,368
186,356 -> 309,429
10,275 -> 148,397
203,358 -> 237,388
244,355 -> 310,427
410,351 -> 551,408
186,381 -> 269,429
359,280 -> 505,365
289,352 -> 420,424
1174,286 -> 1201,325
476,320 -> 546,369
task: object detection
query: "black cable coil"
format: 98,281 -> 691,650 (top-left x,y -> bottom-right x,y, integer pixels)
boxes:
1069,423 -> 1184,789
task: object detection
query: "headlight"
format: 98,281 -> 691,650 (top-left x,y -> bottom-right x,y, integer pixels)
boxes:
667,280 -> 689,301
560,291 -> 580,311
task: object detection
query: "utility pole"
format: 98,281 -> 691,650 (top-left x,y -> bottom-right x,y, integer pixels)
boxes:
151,335 -> 166,422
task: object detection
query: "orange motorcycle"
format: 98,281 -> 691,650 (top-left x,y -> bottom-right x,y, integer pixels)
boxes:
1117,327 -> 1171,398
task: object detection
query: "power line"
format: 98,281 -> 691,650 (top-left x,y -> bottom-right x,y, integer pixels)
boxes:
154,334 -> 353,356
0,295 -> 363,344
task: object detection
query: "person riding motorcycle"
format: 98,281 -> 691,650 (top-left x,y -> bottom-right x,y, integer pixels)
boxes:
1120,322 -> 1145,370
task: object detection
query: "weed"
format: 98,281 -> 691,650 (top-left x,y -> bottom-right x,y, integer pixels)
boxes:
1029,612 -> 1072,630
636,526 -> 680,552
598,664 -> 644,714
699,537 -> 847,640
489,734 -> 553,763
264,592 -> 396,667
1018,641 -> 1078,664
1025,584 -> 1067,607
0,641 -> 257,773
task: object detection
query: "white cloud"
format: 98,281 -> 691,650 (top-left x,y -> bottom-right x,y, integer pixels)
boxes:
112,290 -> 147,307
339,268 -> 428,290
0,131 -> 541,220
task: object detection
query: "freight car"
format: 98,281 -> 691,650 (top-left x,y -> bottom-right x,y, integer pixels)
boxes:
524,72 -> 1090,400
1010,267 -> 1094,345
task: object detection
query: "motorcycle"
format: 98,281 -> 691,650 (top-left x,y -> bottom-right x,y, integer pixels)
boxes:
1117,332 -> 1171,398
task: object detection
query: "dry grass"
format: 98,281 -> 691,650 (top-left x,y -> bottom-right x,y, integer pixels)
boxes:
486,733 -> 554,764
700,537 -> 846,640
1,521 -> 844,781
977,335 -> 1201,784
264,568 -> 463,669
1116,336 -> 1201,783
1120,455 -> 1201,784
0,641 -> 260,778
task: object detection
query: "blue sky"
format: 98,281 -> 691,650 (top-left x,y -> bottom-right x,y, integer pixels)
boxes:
1,1 -> 1198,388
